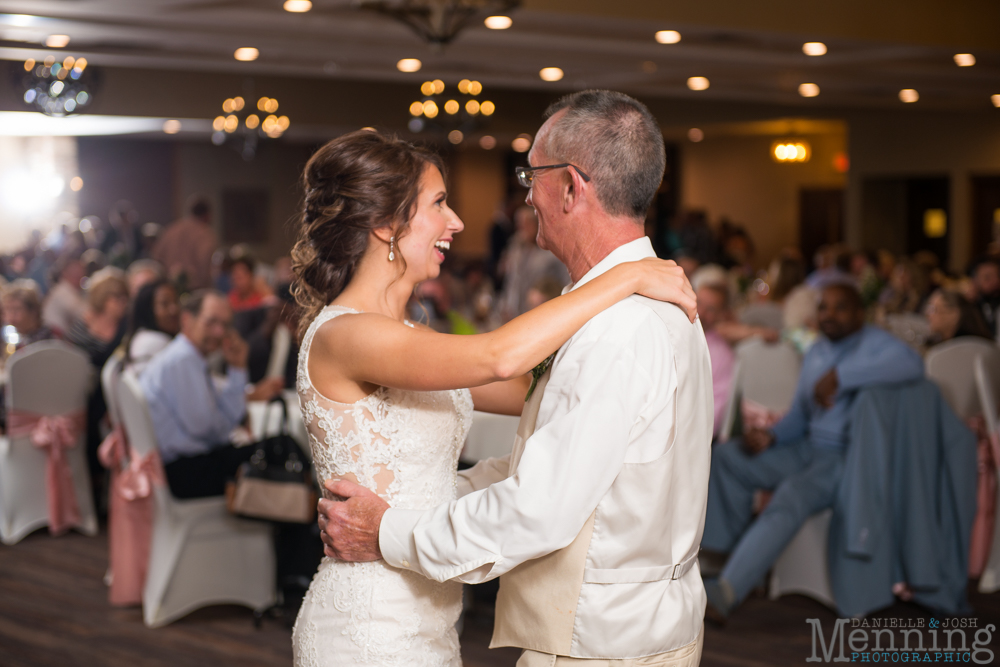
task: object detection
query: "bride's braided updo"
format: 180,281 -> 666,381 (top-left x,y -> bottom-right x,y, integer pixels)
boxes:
290,130 -> 444,337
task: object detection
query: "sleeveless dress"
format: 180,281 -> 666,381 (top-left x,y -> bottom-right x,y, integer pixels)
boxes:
292,305 -> 473,667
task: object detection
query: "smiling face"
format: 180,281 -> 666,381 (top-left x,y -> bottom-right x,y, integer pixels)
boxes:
525,116 -> 565,256
153,283 -> 181,335
394,164 -> 464,283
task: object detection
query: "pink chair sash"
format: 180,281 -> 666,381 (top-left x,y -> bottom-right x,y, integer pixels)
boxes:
7,409 -> 86,536
967,415 -> 997,579
98,426 -> 165,606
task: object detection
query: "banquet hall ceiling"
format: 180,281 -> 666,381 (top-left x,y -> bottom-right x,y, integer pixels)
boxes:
0,0 -> 998,111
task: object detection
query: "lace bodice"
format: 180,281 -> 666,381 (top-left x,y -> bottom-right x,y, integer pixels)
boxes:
296,305 -> 473,509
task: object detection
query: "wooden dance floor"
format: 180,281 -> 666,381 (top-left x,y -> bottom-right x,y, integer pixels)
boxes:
2,528 -> 999,666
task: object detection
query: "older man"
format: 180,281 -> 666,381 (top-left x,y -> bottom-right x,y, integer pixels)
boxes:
139,290 -> 281,498
701,283 -> 923,621
320,90 -> 712,666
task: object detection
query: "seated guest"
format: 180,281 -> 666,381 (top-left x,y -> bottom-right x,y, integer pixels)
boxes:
924,288 -> 992,347
140,290 -> 283,499
67,268 -> 130,480
702,284 -> 923,621
66,268 -> 129,368
1,279 -> 59,350
125,259 -> 164,297
228,253 -> 268,312
968,257 -> 1000,338
42,256 -> 86,335
247,284 -> 299,389
123,278 -> 181,375
697,284 -> 737,437
876,258 -> 925,322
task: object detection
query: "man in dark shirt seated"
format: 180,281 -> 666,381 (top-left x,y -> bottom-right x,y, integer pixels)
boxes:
702,284 -> 924,621
139,290 -> 282,498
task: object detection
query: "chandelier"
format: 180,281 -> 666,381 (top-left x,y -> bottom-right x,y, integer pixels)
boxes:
20,55 -> 93,117
356,0 -> 519,48
211,91 -> 290,161
407,78 -> 494,143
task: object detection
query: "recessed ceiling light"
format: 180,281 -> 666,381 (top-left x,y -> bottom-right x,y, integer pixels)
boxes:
539,67 -> 563,82
991,94 -> 1000,108
954,53 -> 976,67
283,0 -> 312,11
234,47 -> 259,61
45,35 -> 70,48
687,76 -> 709,91
397,58 -> 422,72
655,30 -> 681,44
484,16 -> 512,30
802,42 -> 827,56
512,135 -> 532,153
798,83 -> 820,98
162,120 -> 182,134
899,88 -> 919,103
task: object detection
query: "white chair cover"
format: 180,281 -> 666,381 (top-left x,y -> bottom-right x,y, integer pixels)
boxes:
926,337 -> 1000,420
0,341 -> 97,545
974,354 -> 1000,593
733,336 -> 801,412
101,349 -> 125,428
717,360 -> 742,442
116,371 -> 275,627
461,410 -> 520,463
768,508 -> 836,608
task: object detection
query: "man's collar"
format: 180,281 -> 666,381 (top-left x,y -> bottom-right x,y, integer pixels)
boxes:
565,237 -> 656,294
177,333 -> 208,366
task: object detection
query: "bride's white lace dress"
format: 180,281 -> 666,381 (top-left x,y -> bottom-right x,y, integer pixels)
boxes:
292,305 -> 473,667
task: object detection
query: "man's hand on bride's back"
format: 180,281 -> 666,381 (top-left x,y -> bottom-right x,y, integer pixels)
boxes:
633,258 -> 697,322
317,479 -> 389,562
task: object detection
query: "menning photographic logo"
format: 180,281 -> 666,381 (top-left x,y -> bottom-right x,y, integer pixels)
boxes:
806,618 -> 995,663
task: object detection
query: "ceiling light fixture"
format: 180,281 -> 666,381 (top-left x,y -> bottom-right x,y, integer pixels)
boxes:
539,67 -> 563,82
899,88 -> 919,103
687,128 -> 704,142
162,120 -> 182,134
45,35 -> 70,48
991,94 -> 1000,108
359,0 -> 521,48
397,58 -> 422,72
798,83 -> 820,97
484,16 -> 512,29
655,30 -> 681,44
802,42 -> 827,56
687,76 -> 710,91
953,53 -> 975,67
234,47 -> 259,61
284,0 -> 313,11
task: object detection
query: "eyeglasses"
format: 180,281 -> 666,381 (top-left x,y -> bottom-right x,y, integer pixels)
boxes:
515,163 -> 591,188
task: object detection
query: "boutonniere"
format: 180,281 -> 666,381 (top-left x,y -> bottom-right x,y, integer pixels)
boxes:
525,352 -> 556,401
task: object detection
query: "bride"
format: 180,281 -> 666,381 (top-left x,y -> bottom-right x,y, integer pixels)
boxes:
290,129 -> 696,667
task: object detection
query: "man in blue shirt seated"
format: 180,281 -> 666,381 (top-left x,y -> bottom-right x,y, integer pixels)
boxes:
701,283 -> 923,621
140,290 -> 283,498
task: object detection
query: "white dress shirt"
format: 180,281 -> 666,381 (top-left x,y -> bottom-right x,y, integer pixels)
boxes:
380,239 -> 710,659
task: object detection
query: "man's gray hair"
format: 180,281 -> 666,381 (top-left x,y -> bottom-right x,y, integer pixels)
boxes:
542,90 -> 666,220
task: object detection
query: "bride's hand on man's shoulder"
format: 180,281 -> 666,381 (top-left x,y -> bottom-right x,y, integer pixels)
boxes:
633,258 -> 697,322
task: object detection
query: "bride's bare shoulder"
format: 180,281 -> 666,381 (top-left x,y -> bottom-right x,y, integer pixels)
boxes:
311,309 -> 408,351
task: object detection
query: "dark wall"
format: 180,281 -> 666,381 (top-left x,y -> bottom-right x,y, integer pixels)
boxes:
76,137 -> 176,227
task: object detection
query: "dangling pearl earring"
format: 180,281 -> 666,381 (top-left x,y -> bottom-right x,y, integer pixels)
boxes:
388,236 -> 395,262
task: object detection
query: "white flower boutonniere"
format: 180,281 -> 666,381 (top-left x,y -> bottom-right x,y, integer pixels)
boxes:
525,352 -> 556,402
